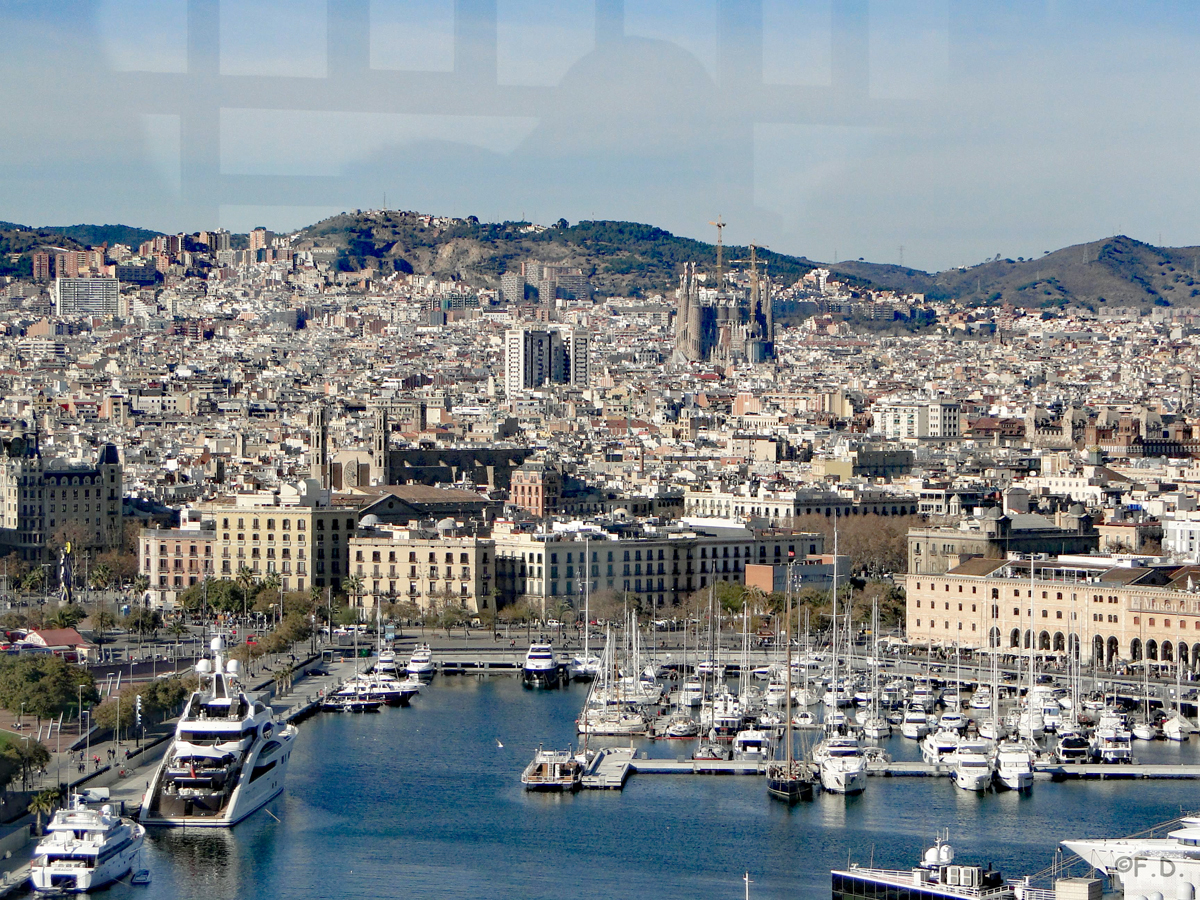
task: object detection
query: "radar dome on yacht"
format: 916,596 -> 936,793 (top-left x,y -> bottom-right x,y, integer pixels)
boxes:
196,660 -> 212,674
939,844 -> 955,864
1149,893 -> 1164,900
226,660 -> 239,675
210,637 -> 224,652
924,847 -> 940,866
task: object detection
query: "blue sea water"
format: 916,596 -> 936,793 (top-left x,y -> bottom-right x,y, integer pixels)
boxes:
83,678 -> 1200,900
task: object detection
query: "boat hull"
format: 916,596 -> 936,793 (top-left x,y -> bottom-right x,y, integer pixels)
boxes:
31,827 -> 144,893
522,666 -> 561,689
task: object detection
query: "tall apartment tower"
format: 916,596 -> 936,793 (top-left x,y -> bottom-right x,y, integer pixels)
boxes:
504,328 -> 589,395
310,405 -> 329,488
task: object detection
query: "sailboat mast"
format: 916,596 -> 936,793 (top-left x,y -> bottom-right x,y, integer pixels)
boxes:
785,562 -> 794,767
830,525 -> 839,729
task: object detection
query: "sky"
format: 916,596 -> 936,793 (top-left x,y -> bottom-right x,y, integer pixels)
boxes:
2,1 -> 1200,272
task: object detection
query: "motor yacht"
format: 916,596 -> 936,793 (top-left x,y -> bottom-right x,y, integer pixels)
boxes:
993,740 -> 1034,792
901,705 -> 933,740
952,739 -> 994,791
813,734 -> 867,795
732,728 -> 774,761
938,709 -> 969,734
1066,818 -> 1200,900
921,729 -> 960,764
140,637 -> 297,827
406,644 -> 436,678
1054,732 -> 1090,764
31,798 -> 145,893
679,675 -> 705,708
662,714 -> 700,739
1091,710 -> 1133,763
374,650 -> 399,677
968,686 -> 993,710
521,747 -> 583,792
568,654 -> 602,682
522,642 -> 561,688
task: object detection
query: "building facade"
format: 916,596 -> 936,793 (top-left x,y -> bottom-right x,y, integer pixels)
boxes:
53,277 -> 119,317
0,439 -> 123,565
905,553 -> 1200,670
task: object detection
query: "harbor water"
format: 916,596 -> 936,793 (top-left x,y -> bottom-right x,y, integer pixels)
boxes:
59,677 -> 1200,900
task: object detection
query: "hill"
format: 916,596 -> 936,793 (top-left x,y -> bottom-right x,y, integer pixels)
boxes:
829,236 -> 1200,309
39,224 -> 162,248
294,212 -> 824,297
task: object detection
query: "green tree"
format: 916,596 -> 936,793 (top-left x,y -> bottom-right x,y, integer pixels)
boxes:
91,609 -> 117,643
5,742 -> 50,793
125,608 -> 163,638
344,575 -> 364,623
131,574 -> 150,598
47,606 -> 86,630
236,566 -> 256,620
21,568 -> 44,593
0,656 -> 97,728
88,562 -> 113,591
28,787 -> 61,835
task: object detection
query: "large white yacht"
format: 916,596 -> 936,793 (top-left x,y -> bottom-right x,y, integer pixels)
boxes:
813,734 -> 867,795
406,644 -> 436,678
31,798 -> 145,893
522,642 -> 561,688
140,637 -> 297,827
951,739 -> 994,792
994,740 -> 1035,791
1065,817 -> 1200,900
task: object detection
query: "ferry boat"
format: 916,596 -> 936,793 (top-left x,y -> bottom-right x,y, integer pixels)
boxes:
832,833 -> 1013,900
521,747 -> 583,792
407,644 -> 436,678
31,798 -> 145,893
140,637 -> 297,827
522,642 -> 561,688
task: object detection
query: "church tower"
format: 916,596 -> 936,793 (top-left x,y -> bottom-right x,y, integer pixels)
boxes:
370,404 -> 389,485
310,405 -> 329,489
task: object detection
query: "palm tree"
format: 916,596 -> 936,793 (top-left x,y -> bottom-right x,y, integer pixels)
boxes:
92,609 -> 117,645
236,565 -> 255,623
344,575 -> 364,625
261,570 -> 281,624
29,787 -> 61,835
132,574 -> 149,605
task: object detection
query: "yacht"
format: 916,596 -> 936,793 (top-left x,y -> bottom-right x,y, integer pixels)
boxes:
921,729 -> 960,764
993,740 -> 1035,792
568,653 -> 602,682
1091,709 -> 1133,763
813,735 -> 867,795
662,714 -> 700,739
951,739 -> 995,792
374,650 -> 399,677
901,705 -> 932,740
521,747 -> 583,792
1065,818 -> 1200,900
522,642 -> 560,688
1164,712 -> 1193,742
406,644 -> 436,678
679,675 -> 705,708
1132,718 -> 1161,741
1054,732 -> 1090,764
31,798 -> 145,893
938,709 -> 969,734
732,728 -> 774,761
140,637 -> 297,827
968,686 -> 993,711
576,707 -> 646,735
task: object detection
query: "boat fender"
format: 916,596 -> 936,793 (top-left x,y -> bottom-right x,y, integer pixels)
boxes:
1178,885 -> 1195,900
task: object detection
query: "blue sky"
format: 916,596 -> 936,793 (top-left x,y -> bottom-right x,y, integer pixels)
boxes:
2,1 -> 1199,272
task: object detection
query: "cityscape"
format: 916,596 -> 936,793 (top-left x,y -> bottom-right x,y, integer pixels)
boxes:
3,2 -> 1200,899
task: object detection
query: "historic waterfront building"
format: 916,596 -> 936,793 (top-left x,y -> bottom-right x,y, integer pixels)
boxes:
905,553 -> 1200,669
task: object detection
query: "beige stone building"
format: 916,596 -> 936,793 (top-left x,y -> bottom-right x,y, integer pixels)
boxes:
905,553 -> 1200,669
198,479 -> 359,595
347,519 -> 493,615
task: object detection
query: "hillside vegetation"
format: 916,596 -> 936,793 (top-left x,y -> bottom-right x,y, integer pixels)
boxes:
295,212 -> 822,297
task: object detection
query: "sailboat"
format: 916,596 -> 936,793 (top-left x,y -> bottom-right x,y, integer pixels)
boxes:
859,599 -> 891,739
569,540 -> 602,682
1164,656 -> 1194,741
577,628 -> 647,736
767,566 -> 816,803
813,527 -> 868,795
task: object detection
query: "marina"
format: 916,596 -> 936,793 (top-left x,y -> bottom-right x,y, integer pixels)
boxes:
96,671 -> 1200,900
